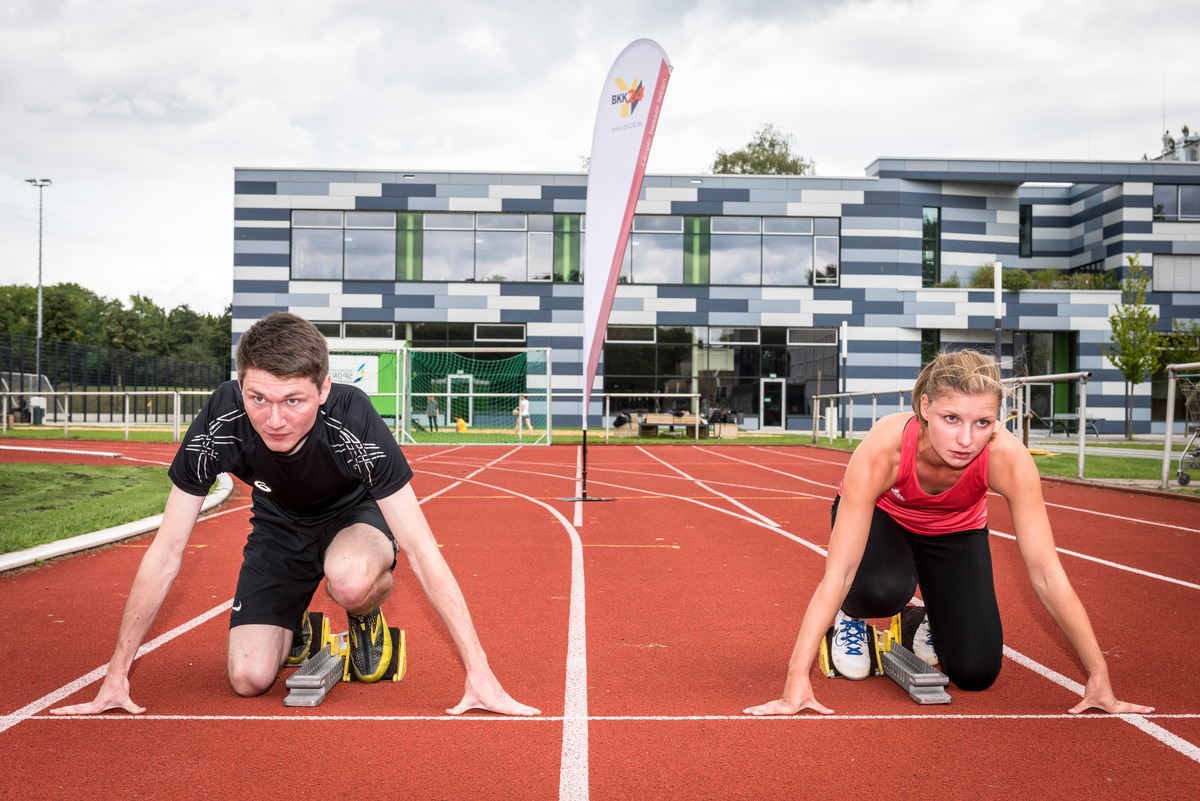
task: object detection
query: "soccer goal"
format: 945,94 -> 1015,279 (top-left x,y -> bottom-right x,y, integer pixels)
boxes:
404,347 -> 551,445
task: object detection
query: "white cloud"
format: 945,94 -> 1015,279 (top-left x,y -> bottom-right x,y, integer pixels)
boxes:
0,0 -> 1197,314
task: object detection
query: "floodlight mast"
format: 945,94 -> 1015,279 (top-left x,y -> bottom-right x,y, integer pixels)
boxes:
25,178 -> 52,391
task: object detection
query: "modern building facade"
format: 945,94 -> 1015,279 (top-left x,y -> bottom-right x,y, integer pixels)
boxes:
232,157 -> 1200,434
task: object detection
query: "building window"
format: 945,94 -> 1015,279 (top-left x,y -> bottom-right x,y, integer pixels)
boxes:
1153,185 -> 1200,221
344,212 -> 396,281
683,216 -> 710,284
292,211 -> 344,280
1153,254 -> 1200,291
552,214 -> 582,282
345,322 -> 394,339
1019,204 -> 1033,258
475,324 -> 526,343
710,217 -> 761,285
922,207 -> 941,287
921,329 -> 941,366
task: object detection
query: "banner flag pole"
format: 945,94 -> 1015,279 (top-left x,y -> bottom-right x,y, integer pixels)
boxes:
562,38 -> 672,503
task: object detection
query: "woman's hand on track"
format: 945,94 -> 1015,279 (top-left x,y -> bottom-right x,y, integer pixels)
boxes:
1068,673 -> 1154,715
743,676 -> 834,716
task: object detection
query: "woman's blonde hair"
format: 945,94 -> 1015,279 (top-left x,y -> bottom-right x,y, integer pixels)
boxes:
911,349 -> 1006,428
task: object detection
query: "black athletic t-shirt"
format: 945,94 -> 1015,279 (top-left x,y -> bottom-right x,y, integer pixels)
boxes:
169,380 -> 414,526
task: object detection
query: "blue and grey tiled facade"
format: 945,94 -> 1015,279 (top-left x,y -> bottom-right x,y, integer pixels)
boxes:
233,158 -> 1200,433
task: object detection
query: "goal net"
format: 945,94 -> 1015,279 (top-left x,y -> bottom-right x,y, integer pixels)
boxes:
405,347 -> 551,445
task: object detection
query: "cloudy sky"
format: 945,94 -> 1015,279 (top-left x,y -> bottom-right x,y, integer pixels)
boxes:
1,0 -> 1196,315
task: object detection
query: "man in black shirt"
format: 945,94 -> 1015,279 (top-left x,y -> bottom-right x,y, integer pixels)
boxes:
52,312 -> 538,717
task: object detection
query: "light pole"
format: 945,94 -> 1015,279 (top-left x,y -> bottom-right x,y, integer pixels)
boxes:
25,178 -> 51,391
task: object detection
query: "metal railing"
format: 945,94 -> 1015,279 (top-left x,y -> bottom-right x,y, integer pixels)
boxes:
811,371 -> 1095,478
1160,361 -> 1200,489
2,390 -> 214,441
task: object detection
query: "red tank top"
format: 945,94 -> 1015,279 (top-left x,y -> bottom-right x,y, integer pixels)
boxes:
872,416 -> 989,536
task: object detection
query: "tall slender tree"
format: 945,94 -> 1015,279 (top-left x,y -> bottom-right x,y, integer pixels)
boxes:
1103,253 -> 1161,439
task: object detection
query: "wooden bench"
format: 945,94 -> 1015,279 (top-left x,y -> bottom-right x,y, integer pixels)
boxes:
1047,414 -> 1100,436
639,413 -> 707,438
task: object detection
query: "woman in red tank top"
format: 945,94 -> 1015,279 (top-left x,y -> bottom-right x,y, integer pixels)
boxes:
746,350 -> 1152,717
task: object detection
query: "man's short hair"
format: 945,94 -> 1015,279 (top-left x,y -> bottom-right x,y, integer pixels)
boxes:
235,312 -> 329,386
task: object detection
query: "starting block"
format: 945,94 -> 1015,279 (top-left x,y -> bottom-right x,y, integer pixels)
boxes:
818,606 -> 951,705
284,612 -> 407,707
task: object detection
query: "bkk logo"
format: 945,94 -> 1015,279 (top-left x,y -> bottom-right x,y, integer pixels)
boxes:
611,77 -> 646,118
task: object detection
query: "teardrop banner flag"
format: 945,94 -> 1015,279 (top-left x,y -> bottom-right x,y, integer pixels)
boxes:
581,38 -> 672,429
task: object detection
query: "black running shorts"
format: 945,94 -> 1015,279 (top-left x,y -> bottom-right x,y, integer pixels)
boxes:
230,500 -> 399,637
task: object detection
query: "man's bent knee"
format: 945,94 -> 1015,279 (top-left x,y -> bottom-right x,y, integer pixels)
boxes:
228,659 -> 279,697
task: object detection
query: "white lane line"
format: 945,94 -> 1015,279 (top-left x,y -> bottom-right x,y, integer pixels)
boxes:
0,600 -> 233,735
418,466 -> 589,801
27,712 -> 1200,723
989,530 -> 1200,591
1003,645 -> 1200,764
639,447 -> 779,527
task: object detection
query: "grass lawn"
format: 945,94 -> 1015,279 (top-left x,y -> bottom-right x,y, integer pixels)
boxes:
0,463 -> 174,554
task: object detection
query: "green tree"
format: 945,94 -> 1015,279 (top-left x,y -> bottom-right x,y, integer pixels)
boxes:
1162,318 -> 1200,367
1103,253 -> 1161,439
710,123 -> 815,175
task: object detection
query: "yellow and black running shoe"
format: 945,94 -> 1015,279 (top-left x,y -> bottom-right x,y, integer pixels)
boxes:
347,606 -> 393,683
285,611 -> 312,666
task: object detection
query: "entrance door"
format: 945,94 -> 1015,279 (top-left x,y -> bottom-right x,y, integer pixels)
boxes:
761,378 -> 785,431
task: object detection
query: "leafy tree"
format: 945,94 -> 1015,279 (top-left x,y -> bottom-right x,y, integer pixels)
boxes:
1162,318 -> 1200,367
1103,253 -> 1161,439
710,123 -> 815,176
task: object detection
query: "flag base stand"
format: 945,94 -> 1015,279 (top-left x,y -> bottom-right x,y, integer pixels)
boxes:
558,427 -> 615,503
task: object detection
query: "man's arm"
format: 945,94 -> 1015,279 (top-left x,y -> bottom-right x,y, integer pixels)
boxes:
51,486 -> 205,716
375,484 -> 539,716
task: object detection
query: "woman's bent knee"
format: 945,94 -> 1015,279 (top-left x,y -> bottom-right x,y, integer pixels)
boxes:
228,661 -> 278,697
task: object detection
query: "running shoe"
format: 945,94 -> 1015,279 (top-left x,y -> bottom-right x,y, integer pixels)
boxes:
913,617 -> 938,665
831,610 -> 871,680
347,606 -> 393,683
285,611 -> 312,666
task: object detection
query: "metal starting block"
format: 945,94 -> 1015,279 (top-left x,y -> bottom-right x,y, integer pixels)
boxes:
878,630 -> 951,705
284,613 -> 407,707
818,606 -> 951,705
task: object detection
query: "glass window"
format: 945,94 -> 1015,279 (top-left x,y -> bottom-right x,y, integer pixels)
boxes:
922,207 -> 941,286
1019,204 -> 1033,258
554,214 -> 582,283
528,232 -> 553,281
762,234 -> 812,286
313,322 -> 341,338
425,213 -> 473,230
813,218 -> 839,236
293,210 -> 342,227
345,322 -> 394,338
1180,186 -> 1200,219
710,234 -> 761,284
633,215 -> 683,232
813,236 -> 839,285
710,327 -> 759,344
631,231 -> 683,283
423,230 -> 475,281
292,229 -> 343,279
607,326 -> 656,343
764,217 -> 813,235
477,213 -> 526,230
475,231 -> 527,281
683,217 -> 710,284
475,324 -> 526,342
345,211 -> 394,229
1154,185 -> 1178,220
344,228 -> 396,280
712,217 -> 761,234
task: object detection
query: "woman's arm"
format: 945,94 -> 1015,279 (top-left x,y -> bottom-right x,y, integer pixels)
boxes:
989,431 -> 1154,714
744,414 -> 908,715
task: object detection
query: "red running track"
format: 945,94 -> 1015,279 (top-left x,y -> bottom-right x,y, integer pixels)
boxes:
1,440 -> 1198,800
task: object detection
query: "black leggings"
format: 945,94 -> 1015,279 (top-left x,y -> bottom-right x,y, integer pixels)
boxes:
832,497 -> 1003,691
